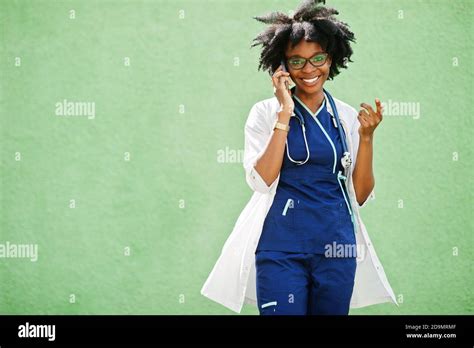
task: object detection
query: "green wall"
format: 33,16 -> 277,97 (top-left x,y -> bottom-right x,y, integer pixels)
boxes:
0,0 -> 472,314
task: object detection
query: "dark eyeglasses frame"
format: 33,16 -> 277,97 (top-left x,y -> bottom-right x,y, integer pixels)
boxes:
285,52 -> 329,70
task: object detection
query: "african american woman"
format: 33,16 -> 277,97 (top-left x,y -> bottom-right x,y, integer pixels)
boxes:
201,0 -> 397,315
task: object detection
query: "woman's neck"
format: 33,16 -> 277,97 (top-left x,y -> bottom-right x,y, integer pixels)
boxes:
294,88 -> 325,114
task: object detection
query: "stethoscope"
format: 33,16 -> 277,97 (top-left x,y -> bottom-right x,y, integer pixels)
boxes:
286,88 -> 352,172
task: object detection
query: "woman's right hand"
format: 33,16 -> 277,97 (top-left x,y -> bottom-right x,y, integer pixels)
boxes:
272,65 -> 294,114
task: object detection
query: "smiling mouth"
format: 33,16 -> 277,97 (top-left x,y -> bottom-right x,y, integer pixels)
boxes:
301,76 -> 320,84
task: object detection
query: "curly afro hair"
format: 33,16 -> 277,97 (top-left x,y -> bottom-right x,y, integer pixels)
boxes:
251,0 -> 355,80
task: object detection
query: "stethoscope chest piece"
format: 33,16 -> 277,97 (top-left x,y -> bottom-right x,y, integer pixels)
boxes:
341,151 -> 352,169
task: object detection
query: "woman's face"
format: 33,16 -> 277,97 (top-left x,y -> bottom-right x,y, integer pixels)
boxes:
285,40 -> 332,95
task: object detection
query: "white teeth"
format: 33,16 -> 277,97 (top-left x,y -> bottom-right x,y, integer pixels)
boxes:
302,76 -> 319,83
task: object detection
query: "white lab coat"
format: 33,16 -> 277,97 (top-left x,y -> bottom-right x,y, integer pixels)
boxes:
201,93 -> 398,313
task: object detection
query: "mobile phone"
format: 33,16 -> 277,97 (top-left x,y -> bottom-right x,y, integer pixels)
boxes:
269,60 -> 292,91
280,60 -> 290,90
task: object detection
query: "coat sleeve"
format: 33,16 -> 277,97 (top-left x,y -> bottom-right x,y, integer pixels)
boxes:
243,102 -> 280,194
350,109 -> 376,208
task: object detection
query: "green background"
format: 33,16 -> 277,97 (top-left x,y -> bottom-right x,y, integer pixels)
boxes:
0,0 -> 472,314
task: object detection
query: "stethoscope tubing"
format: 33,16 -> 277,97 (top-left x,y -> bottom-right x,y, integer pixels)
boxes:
286,89 -> 350,168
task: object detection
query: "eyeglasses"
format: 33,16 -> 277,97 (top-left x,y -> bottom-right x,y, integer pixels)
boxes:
286,52 -> 329,70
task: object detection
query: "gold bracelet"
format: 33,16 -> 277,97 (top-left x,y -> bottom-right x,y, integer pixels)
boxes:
273,121 -> 290,132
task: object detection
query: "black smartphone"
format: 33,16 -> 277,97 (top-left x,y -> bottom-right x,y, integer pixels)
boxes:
269,60 -> 292,91
280,60 -> 291,91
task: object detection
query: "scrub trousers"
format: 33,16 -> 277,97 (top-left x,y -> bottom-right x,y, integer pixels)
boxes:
255,250 -> 356,315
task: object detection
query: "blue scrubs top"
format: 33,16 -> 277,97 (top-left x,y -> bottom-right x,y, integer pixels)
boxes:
256,93 -> 356,255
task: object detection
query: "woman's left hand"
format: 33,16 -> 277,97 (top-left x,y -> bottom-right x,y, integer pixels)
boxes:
358,99 -> 383,141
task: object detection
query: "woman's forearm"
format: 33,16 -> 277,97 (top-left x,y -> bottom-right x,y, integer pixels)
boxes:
352,135 -> 375,205
254,110 -> 292,187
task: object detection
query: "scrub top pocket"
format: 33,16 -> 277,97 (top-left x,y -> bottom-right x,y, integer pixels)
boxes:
294,199 -> 335,241
266,197 -> 295,228
257,197 -> 296,252
337,201 -> 353,231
